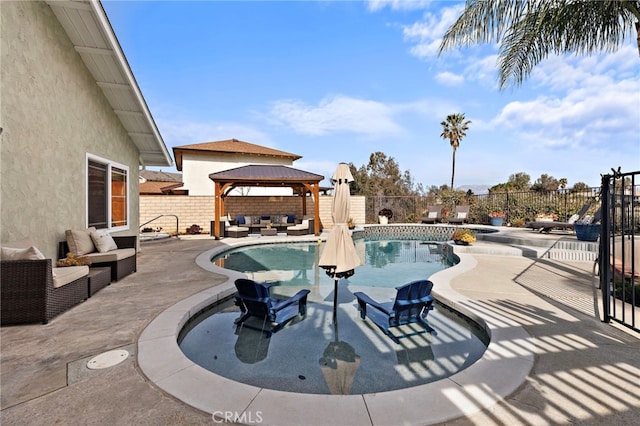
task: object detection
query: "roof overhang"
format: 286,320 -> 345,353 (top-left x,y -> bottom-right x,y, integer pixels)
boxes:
46,0 -> 172,167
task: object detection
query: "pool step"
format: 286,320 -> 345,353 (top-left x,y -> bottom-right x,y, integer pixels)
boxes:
466,234 -> 598,261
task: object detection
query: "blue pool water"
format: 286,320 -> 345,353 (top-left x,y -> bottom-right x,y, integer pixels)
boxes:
212,240 -> 452,288
178,239 -> 487,395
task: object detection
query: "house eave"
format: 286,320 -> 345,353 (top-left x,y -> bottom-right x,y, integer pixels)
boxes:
46,0 -> 172,167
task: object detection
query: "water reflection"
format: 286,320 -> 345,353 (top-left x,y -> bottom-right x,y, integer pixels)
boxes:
319,324 -> 360,395
234,325 -> 270,364
212,241 -> 450,290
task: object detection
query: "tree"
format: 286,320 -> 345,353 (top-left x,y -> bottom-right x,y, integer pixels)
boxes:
439,0 -> 640,89
489,171 -> 531,192
440,113 -> 471,190
350,152 -> 422,197
531,173 -> 560,192
571,181 -> 591,192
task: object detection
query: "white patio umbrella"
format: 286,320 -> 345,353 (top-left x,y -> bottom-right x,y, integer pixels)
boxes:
319,163 -> 361,323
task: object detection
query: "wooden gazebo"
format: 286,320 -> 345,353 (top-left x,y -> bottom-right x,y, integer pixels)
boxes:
208,165 -> 324,238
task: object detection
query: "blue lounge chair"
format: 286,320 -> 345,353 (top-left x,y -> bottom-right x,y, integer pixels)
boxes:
353,280 -> 437,343
233,278 -> 310,335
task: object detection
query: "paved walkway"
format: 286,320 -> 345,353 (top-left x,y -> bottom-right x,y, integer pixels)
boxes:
1,230 -> 639,425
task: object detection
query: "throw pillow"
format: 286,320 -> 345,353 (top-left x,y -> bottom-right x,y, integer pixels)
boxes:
65,227 -> 96,255
89,229 -> 118,253
287,214 -> 296,224
281,216 -> 289,224
236,216 -> 246,225
1,246 -> 46,261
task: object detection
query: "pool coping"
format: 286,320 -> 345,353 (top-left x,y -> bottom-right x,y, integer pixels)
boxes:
137,236 -> 534,426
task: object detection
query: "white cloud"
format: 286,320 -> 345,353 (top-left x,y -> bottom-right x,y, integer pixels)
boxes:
490,76 -> 640,150
366,0 -> 433,12
435,71 -> 464,86
401,5 -> 465,60
268,95 -> 404,137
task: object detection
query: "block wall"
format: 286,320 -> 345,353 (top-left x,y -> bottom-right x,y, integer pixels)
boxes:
140,195 -> 366,234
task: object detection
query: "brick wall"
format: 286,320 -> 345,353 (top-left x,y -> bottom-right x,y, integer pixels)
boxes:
140,195 -> 366,235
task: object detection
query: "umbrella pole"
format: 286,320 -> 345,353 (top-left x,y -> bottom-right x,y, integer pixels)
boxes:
333,278 -> 338,324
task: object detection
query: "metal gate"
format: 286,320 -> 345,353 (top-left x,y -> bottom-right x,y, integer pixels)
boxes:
599,169 -> 639,333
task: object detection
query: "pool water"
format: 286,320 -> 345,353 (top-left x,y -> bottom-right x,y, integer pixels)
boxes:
212,240 -> 452,288
177,239 -> 488,395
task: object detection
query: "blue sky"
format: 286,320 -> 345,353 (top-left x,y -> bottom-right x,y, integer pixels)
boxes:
103,0 -> 639,189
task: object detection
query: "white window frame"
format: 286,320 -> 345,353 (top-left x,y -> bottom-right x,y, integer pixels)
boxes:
86,153 -> 130,232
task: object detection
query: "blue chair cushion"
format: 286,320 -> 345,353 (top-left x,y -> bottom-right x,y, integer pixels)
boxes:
236,216 -> 245,225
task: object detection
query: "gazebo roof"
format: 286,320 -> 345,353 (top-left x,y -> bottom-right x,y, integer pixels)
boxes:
208,165 -> 323,187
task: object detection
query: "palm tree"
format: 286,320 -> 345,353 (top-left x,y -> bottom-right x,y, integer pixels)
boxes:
440,113 -> 471,190
439,0 -> 640,89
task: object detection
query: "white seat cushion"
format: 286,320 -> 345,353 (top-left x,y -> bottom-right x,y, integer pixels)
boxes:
85,248 -> 136,263
52,265 -> 88,288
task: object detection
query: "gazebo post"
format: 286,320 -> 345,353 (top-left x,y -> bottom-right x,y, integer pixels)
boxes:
313,184 -> 320,235
213,182 -> 222,239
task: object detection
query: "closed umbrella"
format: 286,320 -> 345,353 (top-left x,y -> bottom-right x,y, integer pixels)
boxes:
319,163 -> 361,323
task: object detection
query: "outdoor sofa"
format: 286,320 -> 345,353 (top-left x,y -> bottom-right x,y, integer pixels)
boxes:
59,228 -> 136,282
1,238 -> 89,324
287,219 -> 314,236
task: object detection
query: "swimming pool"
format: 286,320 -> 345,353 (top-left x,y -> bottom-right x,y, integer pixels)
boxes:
211,240 -> 453,288
178,239 -> 488,395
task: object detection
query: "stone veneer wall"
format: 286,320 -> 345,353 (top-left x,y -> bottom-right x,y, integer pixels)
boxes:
140,195 -> 366,235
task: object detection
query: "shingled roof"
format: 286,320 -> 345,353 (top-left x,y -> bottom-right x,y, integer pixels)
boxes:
173,139 -> 302,170
139,170 -> 183,183
208,165 -> 323,184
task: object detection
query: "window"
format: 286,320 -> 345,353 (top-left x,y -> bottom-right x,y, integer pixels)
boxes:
87,156 -> 129,230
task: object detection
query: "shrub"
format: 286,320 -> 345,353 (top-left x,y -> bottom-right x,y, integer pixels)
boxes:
451,229 -> 476,243
378,208 -> 393,219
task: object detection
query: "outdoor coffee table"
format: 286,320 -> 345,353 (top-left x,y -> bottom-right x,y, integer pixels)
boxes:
87,267 -> 111,297
260,228 -> 277,236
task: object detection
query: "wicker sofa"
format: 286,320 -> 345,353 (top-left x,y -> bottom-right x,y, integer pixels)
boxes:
59,230 -> 137,282
1,239 -> 89,325
287,219 -> 314,236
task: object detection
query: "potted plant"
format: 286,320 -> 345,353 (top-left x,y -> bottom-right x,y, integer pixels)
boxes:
378,208 -> 393,225
574,223 -> 600,241
348,217 -> 355,230
489,211 -> 506,226
535,212 -> 559,222
451,229 -> 476,245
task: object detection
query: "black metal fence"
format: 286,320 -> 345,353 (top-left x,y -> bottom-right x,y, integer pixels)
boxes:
366,187 -> 601,226
599,169 -> 639,333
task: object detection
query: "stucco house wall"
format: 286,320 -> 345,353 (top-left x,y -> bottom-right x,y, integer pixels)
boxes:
181,153 -> 294,196
1,1 -> 141,259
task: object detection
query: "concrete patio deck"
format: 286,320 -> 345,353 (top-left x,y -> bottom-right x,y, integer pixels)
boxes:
1,228 -> 638,425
